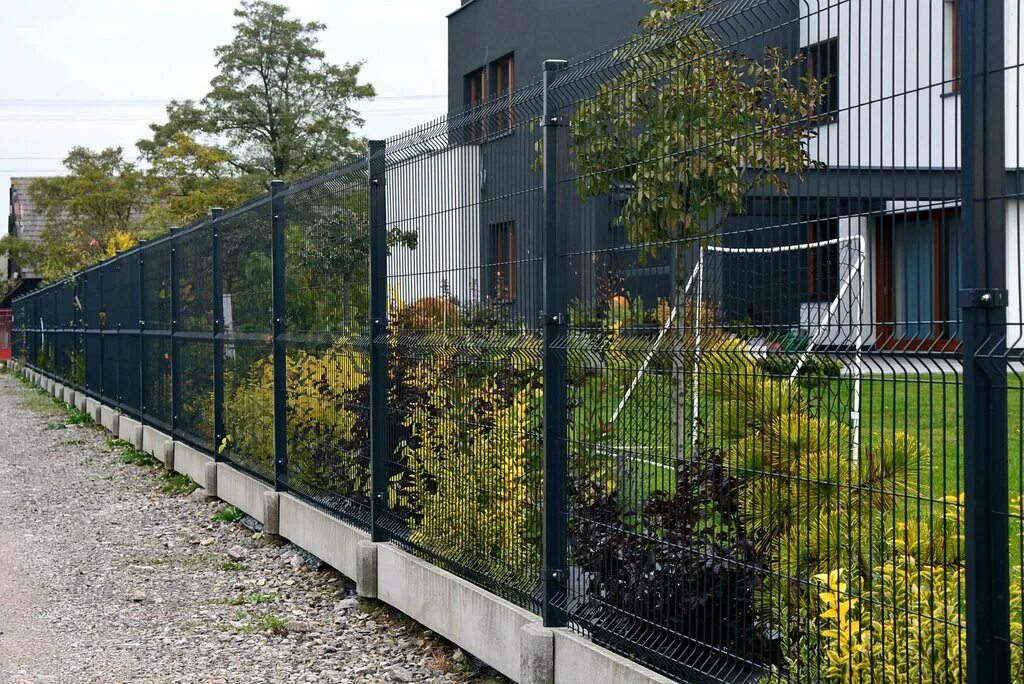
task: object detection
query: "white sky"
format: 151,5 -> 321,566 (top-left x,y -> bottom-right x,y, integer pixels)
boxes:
0,0 -> 462,232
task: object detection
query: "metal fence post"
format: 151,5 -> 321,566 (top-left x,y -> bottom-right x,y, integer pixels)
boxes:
961,1 -> 1011,682
98,268 -> 104,401
138,247 -> 146,421
116,256 -> 124,407
271,180 -> 288,492
541,58 -> 569,628
368,140 -> 389,542
211,207 -> 225,460
170,232 -> 182,439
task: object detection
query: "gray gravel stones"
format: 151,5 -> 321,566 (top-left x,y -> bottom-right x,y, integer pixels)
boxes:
0,374 -> 505,683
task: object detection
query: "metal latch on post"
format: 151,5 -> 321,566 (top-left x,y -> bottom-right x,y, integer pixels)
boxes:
959,288 -> 1008,309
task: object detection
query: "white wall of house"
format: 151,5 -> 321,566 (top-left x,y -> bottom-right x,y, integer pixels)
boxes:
796,1 -> 1024,350
800,0 -> 1024,169
385,145 -> 483,307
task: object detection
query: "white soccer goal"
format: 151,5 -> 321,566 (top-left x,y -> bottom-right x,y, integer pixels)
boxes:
611,235 -> 866,464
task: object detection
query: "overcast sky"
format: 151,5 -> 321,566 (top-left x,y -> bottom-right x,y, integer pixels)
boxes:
1,0 -> 462,230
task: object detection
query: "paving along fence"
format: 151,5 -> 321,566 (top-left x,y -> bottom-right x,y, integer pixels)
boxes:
11,1 -> 1024,682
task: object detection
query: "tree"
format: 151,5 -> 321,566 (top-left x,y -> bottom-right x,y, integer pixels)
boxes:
142,132 -> 263,232
28,147 -> 150,280
139,1 -> 375,181
567,0 -> 823,457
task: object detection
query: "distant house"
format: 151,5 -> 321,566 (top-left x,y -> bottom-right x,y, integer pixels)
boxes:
2,177 -> 48,306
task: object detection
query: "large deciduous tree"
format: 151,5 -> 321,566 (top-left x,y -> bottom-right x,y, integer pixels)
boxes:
140,0 -> 375,181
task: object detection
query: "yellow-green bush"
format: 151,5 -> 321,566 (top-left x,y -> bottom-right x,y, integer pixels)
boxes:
220,339 -> 367,490
393,339 -> 542,597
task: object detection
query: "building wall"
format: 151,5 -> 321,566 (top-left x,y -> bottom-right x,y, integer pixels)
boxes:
447,0 -> 651,113
801,0 -> 1024,169
386,145 -> 483,307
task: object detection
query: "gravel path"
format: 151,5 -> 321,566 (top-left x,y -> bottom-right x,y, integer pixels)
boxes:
0,372 -> 503,684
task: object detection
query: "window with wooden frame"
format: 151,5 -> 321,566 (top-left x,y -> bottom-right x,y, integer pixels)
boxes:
807,220 -> 840,301
946,0 -> 961,94
494,54 -> 516,135
802,37 -> 840,120
467,67 -> 488,143
493,222 -> 516,300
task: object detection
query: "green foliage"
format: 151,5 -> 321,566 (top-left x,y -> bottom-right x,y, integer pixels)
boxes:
395,353 -> 542,597
64,405 -> 93,426
761,560 -> 1024,684
68,350 -> 86,388
110,438 -> 158,467
212,505 -> 246,523
569,0 -> 823,250
160,471 -> 199,496
27,148 -> 150,280
221,338 -> 367,489
140,0 -> 375,180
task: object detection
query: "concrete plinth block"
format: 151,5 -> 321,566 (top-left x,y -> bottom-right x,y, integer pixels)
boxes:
278,494 -> 368,580
356,540 -> 379,599
263,491 -> 280,536
520,623 -> 554,684
117,415 -> 142,447
85,398 -> 99,417
217,464 -> 270,522
133,425 -> 144,451
91,405 -> 103,424
162,441 -> 176,471
377,544 -> 535,682
143,426 -> 170,459
552,629 -> 676,684
99,406 -> 119,435
205,461 -> 219,498
75,393 -> 87,413
174,443 -> 212,489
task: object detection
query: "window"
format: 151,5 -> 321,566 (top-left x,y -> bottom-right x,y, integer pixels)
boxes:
803,38 -> 840,119
493,222 -> 516,300
947,0 -> 961,94
467,67 -> 488,142
807,220 -> 840,300
494,54 -> 516,134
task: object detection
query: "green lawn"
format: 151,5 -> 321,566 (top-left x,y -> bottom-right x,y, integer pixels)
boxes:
577,368 -> 1024,544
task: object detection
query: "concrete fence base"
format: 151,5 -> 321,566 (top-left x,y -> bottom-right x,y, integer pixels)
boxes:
15,365 -> 670,684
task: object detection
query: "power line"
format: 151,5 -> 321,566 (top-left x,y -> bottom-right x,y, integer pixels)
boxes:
0,94 -> 445,107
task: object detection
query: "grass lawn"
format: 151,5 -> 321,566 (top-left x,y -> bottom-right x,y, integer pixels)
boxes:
577,366 -> 1024,558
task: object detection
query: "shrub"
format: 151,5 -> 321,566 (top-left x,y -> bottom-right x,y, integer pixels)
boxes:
393,327 -> 542,600
220,338 -> 367,495
398,296 -> 460,329
569,443 -> 779,669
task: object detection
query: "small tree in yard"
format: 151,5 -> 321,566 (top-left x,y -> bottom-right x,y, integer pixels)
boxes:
568,0 -> 823,458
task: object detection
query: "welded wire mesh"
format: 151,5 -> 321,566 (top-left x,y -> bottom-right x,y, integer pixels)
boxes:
9,1 -> 1024,681
176,226 -> 215,450
377,83 -> 547,612
218,199 -> 275,482
280,162 -> 373,525
141,239 -> 172,431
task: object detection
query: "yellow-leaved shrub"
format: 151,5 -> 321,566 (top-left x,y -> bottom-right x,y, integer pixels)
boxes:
393,342 -> 542,599
220,339 -> 367,491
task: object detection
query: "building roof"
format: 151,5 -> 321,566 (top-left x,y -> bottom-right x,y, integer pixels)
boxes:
9,177 -> 53,279
10,178 -> 48,244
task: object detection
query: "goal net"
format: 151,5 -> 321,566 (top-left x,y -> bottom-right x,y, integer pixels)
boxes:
610,234 -> 866,467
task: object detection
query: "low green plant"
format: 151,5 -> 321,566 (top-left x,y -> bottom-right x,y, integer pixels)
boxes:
212,506 -> 245,523
224,592 -> 279,606
64,405 -> 93,426
220,560 -> 247,572
110,438 -> 157,467
160,471 -> 198,496
261,615 -> 289,634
